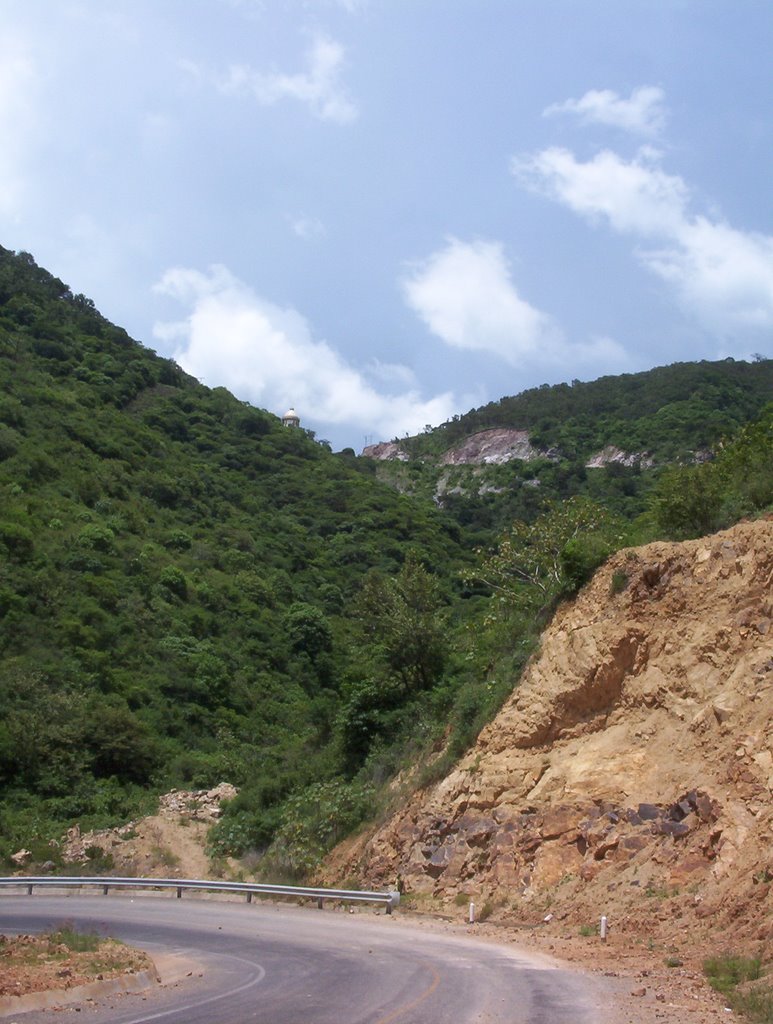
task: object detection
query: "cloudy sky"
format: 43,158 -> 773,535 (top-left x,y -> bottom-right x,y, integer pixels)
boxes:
3,1 -> 772,450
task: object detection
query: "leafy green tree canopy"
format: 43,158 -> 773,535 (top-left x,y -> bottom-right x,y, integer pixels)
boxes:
470,496 -> 628,614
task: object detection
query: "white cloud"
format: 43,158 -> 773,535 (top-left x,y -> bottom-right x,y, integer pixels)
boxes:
0,38 -> 38,219
152,264 -> 455,441
512,146 -> 687,235
402,238 -> 563,363
643,218 -> 773,333
402,237 -> 630,373
366,359 -> 417,387
290,215 -> 326,239
215,34 -> 357,123
544,86 -> 666,136
512,146 -> 773,336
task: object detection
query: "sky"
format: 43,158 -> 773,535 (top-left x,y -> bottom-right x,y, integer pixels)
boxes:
2,0 -> 772,451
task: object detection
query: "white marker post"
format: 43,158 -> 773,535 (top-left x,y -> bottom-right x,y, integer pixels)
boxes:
469,901 -> 475,924
600,915 -> 608,942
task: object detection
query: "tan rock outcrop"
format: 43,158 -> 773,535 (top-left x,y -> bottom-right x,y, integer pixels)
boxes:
325,517 -> 773,943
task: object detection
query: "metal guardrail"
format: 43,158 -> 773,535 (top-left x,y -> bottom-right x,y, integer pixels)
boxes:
0,876 -> 400,913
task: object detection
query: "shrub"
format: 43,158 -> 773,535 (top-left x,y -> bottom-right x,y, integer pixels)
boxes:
0,522 -> 34,561
269,779 -> 375,878
159,566 -> 188,599
704,954 -> 762,995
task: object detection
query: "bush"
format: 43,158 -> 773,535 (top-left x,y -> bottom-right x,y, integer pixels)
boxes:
704,954 -> 762,995
0,521 -> 34,561
159,566 -> 187,598
268,779 -> 375,878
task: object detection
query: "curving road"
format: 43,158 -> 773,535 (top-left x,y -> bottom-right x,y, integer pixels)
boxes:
0,894 -> 611,1023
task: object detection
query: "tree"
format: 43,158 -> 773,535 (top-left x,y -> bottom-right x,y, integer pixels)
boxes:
470,497 -> 626,615
283,603 -> 333,660
354,552 -> 447,694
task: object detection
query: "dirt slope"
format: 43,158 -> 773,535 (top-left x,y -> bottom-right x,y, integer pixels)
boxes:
58,784 -> 239,878
324,517 -> 773,953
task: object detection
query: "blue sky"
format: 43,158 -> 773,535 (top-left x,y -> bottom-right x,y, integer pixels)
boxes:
2,1 -> 772,450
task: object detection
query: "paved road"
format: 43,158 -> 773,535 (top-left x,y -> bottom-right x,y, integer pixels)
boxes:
0,894 -> 608,1023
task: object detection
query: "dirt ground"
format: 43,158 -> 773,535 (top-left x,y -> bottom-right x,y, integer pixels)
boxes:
0,932 -> 153,998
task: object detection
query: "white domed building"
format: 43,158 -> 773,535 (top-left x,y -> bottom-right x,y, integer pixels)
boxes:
281,407 -> 300,428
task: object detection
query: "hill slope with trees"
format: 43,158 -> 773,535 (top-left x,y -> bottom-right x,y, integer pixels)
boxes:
366,358 -> 773,541
1,244 -> 770,879
0,245 -> 471,862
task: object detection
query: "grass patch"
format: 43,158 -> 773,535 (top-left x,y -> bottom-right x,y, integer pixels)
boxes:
48,924 -> 102,953
704,954 -> 762,995
476,900 -> 494,922
609,569 -> 629,595
704,954 -> 773,1023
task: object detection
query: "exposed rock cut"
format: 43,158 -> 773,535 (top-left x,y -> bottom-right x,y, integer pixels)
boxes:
361,441 -> 409,461
324,518 -> 773,947
585,445 -> 654,469
440,428 -> 553,466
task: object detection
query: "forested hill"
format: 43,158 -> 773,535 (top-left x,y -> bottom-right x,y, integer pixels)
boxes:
403,358 -> 773,462
366,358 -> 773,541
0,245 -> 468,854
2,244 -> 770,875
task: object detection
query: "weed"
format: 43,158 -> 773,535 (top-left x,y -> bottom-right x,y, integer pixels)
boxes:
645,884 -> 678,899
704,954 -> 762,995
579,923 -> 596,937
477,900 -> 494,922
703,954 -> 773,1023
610,570 -> 629,595
49,923 -> 102,953
339,877 -> 362,892
208,856 -> 228,878
150,845 -> 181,870
733,985 -> 773,1024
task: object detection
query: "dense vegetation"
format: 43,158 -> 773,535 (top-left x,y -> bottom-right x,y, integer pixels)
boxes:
0,244 -> 770,877
0,245 -> 476,866
376,357 -> 773,540
404,359 -> 773,461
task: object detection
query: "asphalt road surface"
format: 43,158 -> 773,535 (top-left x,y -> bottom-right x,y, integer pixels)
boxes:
0,894 -> 610,1023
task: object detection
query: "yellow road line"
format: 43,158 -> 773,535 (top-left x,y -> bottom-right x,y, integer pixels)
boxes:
375,963 -> 442,1024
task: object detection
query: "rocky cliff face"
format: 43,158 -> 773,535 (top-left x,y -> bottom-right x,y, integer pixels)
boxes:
362,428 -> 652,469
325,518 -> 773,944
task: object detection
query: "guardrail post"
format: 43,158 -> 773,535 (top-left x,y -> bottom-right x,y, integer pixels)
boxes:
27,884 -> 33,896
103,885 -> 109,896
317,897 -> 324,910
176,887 -> 182,899
246,892 -> 252,903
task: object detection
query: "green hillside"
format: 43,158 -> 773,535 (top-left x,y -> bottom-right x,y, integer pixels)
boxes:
407,359 -> 773,460
1,244 -> 770,876
0,245 -> 472,862
371,358 -> 773,540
